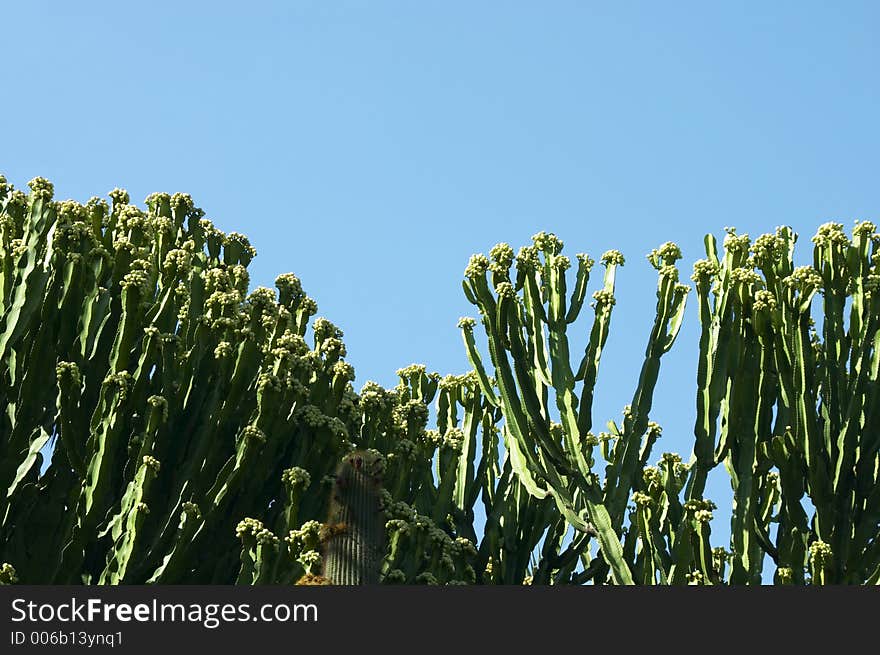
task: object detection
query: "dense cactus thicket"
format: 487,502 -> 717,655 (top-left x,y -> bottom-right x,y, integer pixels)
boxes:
683,225 -> 880,584
0,175 -> 359,584
0,174 -> 877,585
460,226 -> 880,584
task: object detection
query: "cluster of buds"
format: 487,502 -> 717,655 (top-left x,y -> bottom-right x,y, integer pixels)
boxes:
532,231 -> 564,256
722,228 -> 751,257
282,467 -> 311,491
750,231 -> 787,267
811,222 -> 850,249
515,245 -> 541,273
489,242 -> 515,275
0,563 -> 18,585
464,254 -> 490,278
691,258 -> 720,284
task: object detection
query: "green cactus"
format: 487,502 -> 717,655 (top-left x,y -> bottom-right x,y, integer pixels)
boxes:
458,234 -> 690,585
323,450 -> 386,585
681,221 -> 880,584
0,176 -> 356,584
1,172 -> 877,585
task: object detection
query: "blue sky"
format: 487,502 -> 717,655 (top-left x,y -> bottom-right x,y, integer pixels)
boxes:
4,2 -> 878,568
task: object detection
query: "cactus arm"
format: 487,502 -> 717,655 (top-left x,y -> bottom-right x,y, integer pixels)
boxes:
453,386 -> 482,512
145,508 -> 203,583
5,426 -> 51,501
0,187 -> 56,363
545,267 -> 594,481
459,321 -> 498,405
574,285 -> 615,435
55,363 -> 86,478
565,254 -> 593,324
80,372 -> 132,523
726,303 -> 763,584
98,457 -> 160,584
582,495 -> 634,585
686,259 -> 729,499
522,272 -> 553,387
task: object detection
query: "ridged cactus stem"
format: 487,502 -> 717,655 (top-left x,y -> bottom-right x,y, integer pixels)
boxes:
323,451 -> 385,585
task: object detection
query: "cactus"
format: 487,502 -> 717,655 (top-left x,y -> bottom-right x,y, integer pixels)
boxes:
458,234 -> 689,584
455,224 -> 880,585
682,222 -> 880,584
1,173 -> 877,585
0,175 -> 356,584
322,450 -> 386,584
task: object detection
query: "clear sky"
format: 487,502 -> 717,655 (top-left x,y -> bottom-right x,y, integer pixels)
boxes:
4,2 -> 878,562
